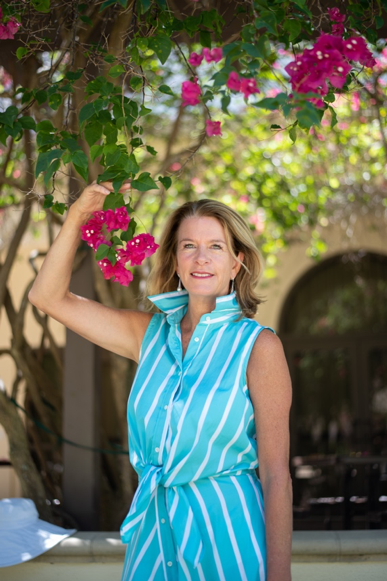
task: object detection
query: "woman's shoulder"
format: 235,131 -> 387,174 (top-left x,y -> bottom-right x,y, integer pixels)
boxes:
238,316 -> 276,336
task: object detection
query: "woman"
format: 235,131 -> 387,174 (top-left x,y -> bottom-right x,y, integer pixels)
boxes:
29,181 -> 293,581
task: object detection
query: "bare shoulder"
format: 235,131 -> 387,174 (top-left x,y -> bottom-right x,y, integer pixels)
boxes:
247,328 -> 285,373
246,327 -> 291,398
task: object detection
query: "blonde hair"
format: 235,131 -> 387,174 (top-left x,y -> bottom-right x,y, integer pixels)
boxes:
146,199 -> 263,318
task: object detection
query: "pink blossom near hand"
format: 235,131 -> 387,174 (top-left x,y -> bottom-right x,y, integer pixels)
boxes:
226,71 -> 241,91
205,120 -> 222,137
240,77 -> 260,99
97,258 -> 133,286
181,77 -> 201,107
114,206 -> 130,230
188,52 -> 204,66
327,7 -> 346,23
203,47 -> 223,63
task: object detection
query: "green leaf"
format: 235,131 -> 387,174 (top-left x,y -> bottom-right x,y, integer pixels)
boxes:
103,143 -> 121,167
79,102 -> 96,125
158,84 -> 174,96
35,90 -> 48,105
254,97 -> 280,111
36,120 -> 55,132
48,93 -> 62,111
90,144 -> 103,162
146,145 -> 157,156
71,150 -> 89,182
103,54 -> 116,64
296,103 -> 322,129
283,19 -> 302,42
289,125 -> 297,143
221,95 -> 231,114
324,92 -> 336,104
35,149 -> 63,178
148,33 -> 172,65
43,194 -> 54,208
130,76 -> 143,91
32,0 -> 51,13
139,104 -> 151,116
122,154 -> 140,174
65,69 -> 84,81
200,30 -> 211,48
328,105 -> 338,128
270,124 -> 282,130
52,202 -> 67,215
109,64 -> 125,78
102,192 -> 125,210
96,243 -> 111,261
19,116 -> 36,130
376,16 -> 384,30
44,158 -> 61,185
241,43 -> 263,59
138,0 -> 151,14
158,176 -> 172,190
0,106 -> 19,127
121,218 -> 136,241
16,47 -> 29,60
84,121 -> 103,146
254,11 -> 277,35
131,172 -> 159,191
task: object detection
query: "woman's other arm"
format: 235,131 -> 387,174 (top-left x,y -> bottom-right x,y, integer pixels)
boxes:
247,329 -> 293,581
28,183 -> 152,363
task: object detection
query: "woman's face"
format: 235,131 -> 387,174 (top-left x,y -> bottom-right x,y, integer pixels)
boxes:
176,216 -> 244,298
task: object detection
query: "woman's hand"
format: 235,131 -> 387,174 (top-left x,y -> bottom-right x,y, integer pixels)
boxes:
71,180 -> 131,219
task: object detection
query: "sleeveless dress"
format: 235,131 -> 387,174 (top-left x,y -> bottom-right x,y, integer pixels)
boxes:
120,290 -> 275,581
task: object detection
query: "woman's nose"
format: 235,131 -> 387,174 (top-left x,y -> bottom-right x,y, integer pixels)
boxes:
194,245 -> 210,263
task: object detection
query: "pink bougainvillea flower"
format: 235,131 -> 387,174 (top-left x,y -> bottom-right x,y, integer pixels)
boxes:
226,71 -> 241,91
97,259 -> 133,287
205,120 -> 222,137
188,52 -> 204,66
7,18 -> 21,36
114,206 -> 130,230
240,77 -> 260,99
342,36 -> 376,67
331,23 -> 344,36
0,24 -> 12,39
181,77 -> 201,107
327,7 -> 346,23
351,91 -> 360,111
202,47 -> 223,63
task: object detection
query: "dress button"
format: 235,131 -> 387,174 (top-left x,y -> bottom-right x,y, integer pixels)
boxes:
194,337 -> 199,342
206,316 -> 210,322
161,518 -> 166,524
164,405 -> 168,410
155,447 -> 160,453
167,561 -> 173,567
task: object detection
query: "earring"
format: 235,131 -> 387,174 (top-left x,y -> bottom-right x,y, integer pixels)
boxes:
177,275 -> 182,292
230,278 -> 235,293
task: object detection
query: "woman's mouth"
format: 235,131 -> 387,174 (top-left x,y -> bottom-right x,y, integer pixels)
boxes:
191,272 -> 213,278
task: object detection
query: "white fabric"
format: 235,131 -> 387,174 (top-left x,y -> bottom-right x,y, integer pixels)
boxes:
0,498 -> 76,567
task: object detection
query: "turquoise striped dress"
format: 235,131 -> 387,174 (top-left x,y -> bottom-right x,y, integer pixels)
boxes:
120,290 -> 275,581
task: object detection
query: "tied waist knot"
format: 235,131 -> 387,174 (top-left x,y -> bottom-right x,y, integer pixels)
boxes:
120,464 -> 204,567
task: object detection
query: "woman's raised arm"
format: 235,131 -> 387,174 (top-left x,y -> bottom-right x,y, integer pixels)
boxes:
28,183 -> 152,363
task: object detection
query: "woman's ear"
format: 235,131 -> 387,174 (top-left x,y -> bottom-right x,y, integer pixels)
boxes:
233,252 -> 244,275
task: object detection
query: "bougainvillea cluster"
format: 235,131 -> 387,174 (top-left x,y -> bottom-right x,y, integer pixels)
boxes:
226,72 -> 260,100
0,7 -> 20,39
80,207 -> 159,286
285,8 -> 376,107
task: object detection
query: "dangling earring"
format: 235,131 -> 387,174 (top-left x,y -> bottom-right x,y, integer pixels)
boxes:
230,278 -> 235,293
177,275 -> 182,292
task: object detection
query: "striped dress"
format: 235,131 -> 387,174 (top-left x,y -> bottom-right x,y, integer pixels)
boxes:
120,290 -> 275,581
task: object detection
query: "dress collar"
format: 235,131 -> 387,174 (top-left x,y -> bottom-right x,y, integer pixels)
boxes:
147,290 -> 242,325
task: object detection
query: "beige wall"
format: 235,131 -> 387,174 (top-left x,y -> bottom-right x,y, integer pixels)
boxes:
257,215 -> 387,330
0,221 -> 65,498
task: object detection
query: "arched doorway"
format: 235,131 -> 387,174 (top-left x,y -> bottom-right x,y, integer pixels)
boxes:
279,251 -> 387,530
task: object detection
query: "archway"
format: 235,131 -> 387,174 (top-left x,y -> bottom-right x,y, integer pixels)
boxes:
279,251 -> 387,529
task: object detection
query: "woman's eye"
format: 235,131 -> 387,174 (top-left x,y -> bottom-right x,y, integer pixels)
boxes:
212,244 -> 222,249
183,243 -> 195,248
